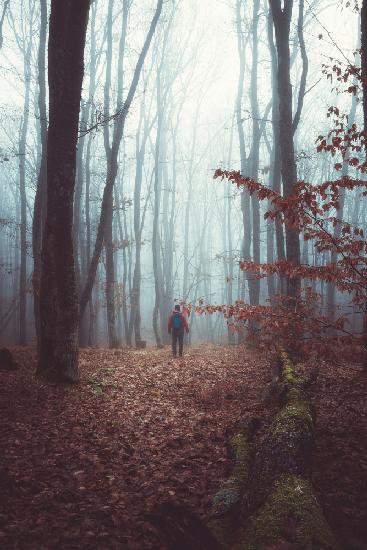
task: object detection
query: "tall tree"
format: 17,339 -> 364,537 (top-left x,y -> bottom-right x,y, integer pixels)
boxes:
235,0 -> 252,306
101,0 -> 130,349
79,0 -> 163,323
32,0 -> 47,347
362,0 -> 367,151
11,0 -> 35,346
38,0 -> 90,381
361,0 -> 367,368
269,0 -> 300,297
0,0 -> 9,49
18,31 -> 32,346
249,0 -> 261,309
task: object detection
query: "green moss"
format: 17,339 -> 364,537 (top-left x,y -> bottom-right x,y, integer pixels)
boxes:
230,433 -> 251,486
208,431 -> 252,548
277,399 -> 313,427
211,433 -> 250,518
236,475 -> 340,550
279,350 -> 306,387
87,370 -> 121,393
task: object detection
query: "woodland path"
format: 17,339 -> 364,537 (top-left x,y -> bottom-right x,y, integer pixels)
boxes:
0,345 -> 366,549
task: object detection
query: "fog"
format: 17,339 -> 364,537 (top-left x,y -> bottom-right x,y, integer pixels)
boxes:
0,0 -> 364,348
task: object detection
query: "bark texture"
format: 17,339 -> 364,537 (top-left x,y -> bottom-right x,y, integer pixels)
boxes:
361,0 -> 367,372
32,0 -> 48,347
269,0 -> 300,297
38,0 -> 90,382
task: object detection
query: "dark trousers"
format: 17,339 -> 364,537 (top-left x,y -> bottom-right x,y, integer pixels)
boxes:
171,329 -> 184,356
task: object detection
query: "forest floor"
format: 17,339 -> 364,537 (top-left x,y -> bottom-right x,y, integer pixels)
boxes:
0,344 -> 366,550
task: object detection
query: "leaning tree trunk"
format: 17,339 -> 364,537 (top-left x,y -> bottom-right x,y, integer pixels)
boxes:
38,0 -> 90,382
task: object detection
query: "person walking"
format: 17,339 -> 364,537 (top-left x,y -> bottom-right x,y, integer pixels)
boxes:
168,304 -> 189,357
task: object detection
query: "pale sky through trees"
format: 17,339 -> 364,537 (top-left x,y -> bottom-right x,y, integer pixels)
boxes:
0,0 -> 363,347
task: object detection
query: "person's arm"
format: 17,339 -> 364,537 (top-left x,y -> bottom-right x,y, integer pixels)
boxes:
168,314 -> 172,334
182,314 -> 189,333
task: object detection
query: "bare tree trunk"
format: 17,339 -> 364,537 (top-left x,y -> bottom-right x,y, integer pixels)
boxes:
0,0 -> 9,49
84,0 -> 98,346
131,116 -> 148,346
114,184 -> 131,346
75,103 -> 89,346
361,0 -> 367,372
249,0 -> 261,312
79,0 -> 163,322
32,0 -> 47,347
101,0 -> 127,349
270,0 -> 300,298
292,0 -> 308,136
38,0 -> 90,382
85,132 -> 95,346
152,69 -> 164,348
326,94 -> 357,325
236,0 -> 252,311
19,38 -> 32,346
267,3 -> 285,295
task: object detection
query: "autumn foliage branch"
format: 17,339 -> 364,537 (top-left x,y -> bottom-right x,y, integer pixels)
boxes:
196,168 -> 367,362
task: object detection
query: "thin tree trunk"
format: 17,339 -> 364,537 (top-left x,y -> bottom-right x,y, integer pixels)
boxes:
115,184 -> 132,346
32,0 -> 47,346
269,0 -> 300,298
266,5 -> 285,296
249,0 -> 261,312
360,0 -> 367,372
19,39 -> 32,346
102,0 -> 127,349
152,69 -> 164,348
236,0 -> 252,311
84,0 -> 98,346
131,113 -> 148,346
0,0 -> 9,49
79,0 -> 163,322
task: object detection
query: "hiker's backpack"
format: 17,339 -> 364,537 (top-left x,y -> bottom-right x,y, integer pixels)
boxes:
172,312 -> 182,330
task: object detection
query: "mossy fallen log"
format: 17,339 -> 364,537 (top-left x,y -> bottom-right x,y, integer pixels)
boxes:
237,474 -> 338,550
234,350 -> 339,550
150,351 -> 339,550
246,359 -> 314,513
